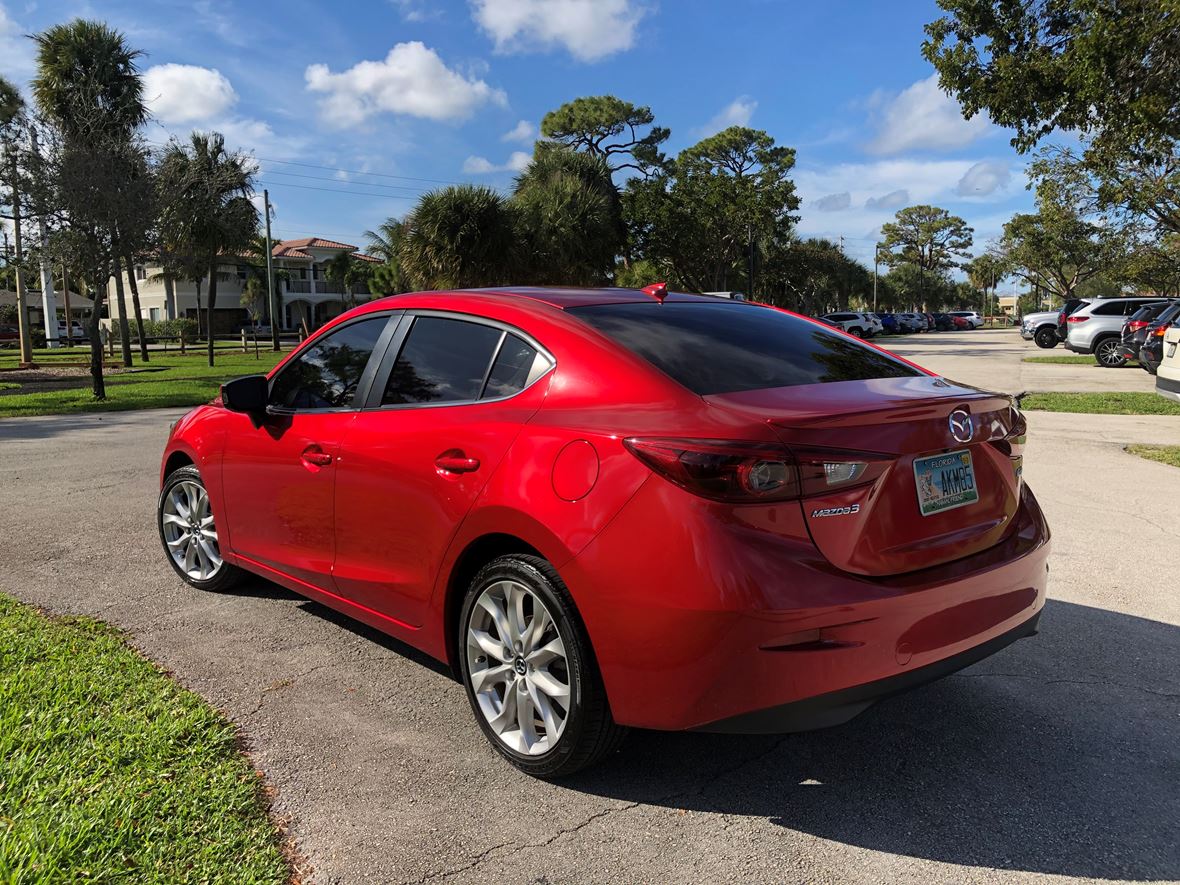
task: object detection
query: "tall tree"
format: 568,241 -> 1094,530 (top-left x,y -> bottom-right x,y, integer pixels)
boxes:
541,95 -> 669,177
879,205 -> 973,306
965,252 -> 1007,316
626,126 -> 799,294
923,0 -> 1179,158
512,144 -> 624,285
397,185 -> 516,290
156,132 -> 258,367
0,75 -> 34,364
32,20 -> 147,396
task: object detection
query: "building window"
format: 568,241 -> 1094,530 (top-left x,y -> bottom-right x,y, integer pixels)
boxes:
150,308 -> 161,322
135,265 -> 146,281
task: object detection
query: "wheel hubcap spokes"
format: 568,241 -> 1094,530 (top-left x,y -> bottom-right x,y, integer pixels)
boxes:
162,480 -> 223,581
466,580 -> 570,755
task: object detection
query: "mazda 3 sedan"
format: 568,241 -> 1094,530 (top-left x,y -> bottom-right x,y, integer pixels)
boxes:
158,286 -> 1050,777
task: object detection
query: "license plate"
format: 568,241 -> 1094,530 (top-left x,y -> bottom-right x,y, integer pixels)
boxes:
914,450 -> 979,517
1168,342 -> 1177,358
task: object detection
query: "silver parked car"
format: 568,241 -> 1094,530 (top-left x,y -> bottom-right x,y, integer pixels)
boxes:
1021,310 -> 1063,348
1065,296 -> 1171,367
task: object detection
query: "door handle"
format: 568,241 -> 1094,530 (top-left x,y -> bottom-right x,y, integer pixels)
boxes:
435,450 -> 480,474
301,445 -> 334,468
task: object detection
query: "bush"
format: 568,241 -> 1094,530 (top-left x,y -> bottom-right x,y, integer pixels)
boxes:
110,317 -> 198,343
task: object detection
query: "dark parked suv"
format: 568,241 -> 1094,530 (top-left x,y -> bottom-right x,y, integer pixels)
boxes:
1118,302 -> 1178,365
1137,303 -> 1180,375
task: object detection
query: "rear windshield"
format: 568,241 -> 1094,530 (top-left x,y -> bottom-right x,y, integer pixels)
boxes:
569,302 -> 921,395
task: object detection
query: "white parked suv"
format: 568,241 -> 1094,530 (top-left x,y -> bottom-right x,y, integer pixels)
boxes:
1065,296 -> 1170,367
1156,323 -> 1180,403
949,310 -> 984,329
820,311 -> 877,338
1021,310 -> 1062,348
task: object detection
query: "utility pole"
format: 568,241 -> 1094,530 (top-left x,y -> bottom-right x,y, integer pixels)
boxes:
264,189 -> 279,351
8,148 -> 33,365
30,129 -> 58,348
872,243 -> 880,312
746,222 -> 755,300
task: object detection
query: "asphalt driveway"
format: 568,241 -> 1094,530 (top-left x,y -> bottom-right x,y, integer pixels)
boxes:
2,337 -> 1178,883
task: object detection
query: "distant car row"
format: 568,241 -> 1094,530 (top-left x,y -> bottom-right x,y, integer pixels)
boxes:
819,310 -> 983,337
1021,295 -> 1176,368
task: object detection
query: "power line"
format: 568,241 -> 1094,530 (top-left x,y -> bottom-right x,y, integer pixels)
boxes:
256,178 -> 420,200
253,154 -> 464,187
263,169 -> 434,195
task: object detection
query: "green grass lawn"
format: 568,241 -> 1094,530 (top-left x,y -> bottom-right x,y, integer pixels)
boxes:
1022,354 -> 1101,365
1021,391 -> 1180,416
1125,444 -> 1180,468
0,594 -> 289,883
0,349 -> 287,418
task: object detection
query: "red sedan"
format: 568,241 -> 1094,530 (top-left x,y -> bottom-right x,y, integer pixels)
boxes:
158,286 -> 1049,777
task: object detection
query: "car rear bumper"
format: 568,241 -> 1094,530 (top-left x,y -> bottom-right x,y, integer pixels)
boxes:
1065,338 -> 1090,354
566,480 -> 1051,732
698,610 -> 1040,733
1156,373 -> 1180,403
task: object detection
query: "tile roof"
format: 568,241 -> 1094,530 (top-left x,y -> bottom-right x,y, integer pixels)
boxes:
272,237 -> 359,260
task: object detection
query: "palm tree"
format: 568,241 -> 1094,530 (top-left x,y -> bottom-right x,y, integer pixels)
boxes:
0,76 -> 21,128
399,185 -> 516,290
32,20 -> 145,141
364,219 -> 409,295
156,132 -> 259,366
31,19 -> 148,387
512,144 -> 623,285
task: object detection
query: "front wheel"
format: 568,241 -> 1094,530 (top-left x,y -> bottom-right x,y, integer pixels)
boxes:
1034,327 -> 1058,349
459,555 -> 627,778
158,465 -> 244,591
1094,338 -> 1127,368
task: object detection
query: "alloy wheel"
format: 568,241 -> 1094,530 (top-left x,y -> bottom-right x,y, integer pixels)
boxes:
1096,339 -> 1125,367
466,579 -> 571,756
161,480 -> 223,581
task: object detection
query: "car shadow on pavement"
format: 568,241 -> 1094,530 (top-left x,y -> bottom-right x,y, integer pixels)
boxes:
567,599 -> 1178,881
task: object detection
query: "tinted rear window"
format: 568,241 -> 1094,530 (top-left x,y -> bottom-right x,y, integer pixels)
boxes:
569,302 -> 920,395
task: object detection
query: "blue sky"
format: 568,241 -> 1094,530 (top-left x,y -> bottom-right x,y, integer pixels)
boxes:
1,0 -> 1033,272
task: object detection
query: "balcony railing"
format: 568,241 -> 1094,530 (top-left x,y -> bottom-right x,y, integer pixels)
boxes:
283,280 -> 372,297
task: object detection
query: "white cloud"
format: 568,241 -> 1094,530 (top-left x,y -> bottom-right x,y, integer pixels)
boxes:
472,0 -> 645,62
502,119 -> 536,143
463,151 -> 531,174
0,3 -> 35,79
956,159 -> 1012,196
812,192 -> 850,212
697,96 -> 757,137
393,0 -> 442,21
143,64 -> 238,125
864,188 -> 909,210
305,42 -> 507,127
868,74 -> 993,155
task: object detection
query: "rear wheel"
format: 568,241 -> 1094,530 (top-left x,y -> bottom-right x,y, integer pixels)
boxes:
459,555 -> 626,778
158,466 -> 244,592
1094,337 -> 1126,368
848,326 -> 863,338
1034,326 -> 1058,349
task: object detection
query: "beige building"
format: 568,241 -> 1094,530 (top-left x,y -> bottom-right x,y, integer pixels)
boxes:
106,237 -> 380,333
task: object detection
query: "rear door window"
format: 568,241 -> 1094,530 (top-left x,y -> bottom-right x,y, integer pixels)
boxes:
571,302 -> 920,395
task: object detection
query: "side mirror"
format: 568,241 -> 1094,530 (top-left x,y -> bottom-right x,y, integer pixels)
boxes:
221,374 -> 269,416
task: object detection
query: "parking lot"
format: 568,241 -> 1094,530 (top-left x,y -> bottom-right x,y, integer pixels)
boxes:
1,329 -> 1177,884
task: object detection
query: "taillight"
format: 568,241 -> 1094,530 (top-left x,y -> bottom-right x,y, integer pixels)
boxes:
1067,315 -> 1089,323
1128,321 -> 1149,331
1152,325 -> 1169,338
623,438 -> 887,503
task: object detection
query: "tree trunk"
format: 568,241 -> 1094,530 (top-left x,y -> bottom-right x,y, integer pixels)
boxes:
206,262 -> 218,367
87,269 -> 106,399
124,254 -> 149,362
62,263 -> 73,348
111,260 -> 133,367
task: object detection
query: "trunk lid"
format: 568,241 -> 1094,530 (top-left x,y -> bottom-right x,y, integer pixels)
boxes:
706,376 -> 1024,576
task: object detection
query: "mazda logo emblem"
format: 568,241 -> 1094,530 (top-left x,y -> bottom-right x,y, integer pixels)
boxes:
948,409 -> 974,444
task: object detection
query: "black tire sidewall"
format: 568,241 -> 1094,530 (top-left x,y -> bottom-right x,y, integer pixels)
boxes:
1035,327 -> 1057,348
158,466 -> 240,592
458,556 -> 593,777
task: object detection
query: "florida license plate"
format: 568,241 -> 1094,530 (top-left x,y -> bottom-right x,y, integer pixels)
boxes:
914,450 -> 979,517
1168,342 -> 1176,358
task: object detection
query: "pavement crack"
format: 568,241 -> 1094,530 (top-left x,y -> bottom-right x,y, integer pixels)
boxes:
404,735 -> 793,884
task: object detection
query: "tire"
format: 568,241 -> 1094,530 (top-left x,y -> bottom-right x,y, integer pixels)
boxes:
1094,337 -> 1126,368
458,555 -> 627,778
1034,326 -> 1058,349
849,326 -> 863,338
1144,361 -> 1158,376
158,465 -> 245,592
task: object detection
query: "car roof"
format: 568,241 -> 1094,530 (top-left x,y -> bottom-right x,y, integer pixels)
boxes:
422,286 -> 727,310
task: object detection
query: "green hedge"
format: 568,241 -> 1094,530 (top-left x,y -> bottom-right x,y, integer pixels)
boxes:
110,318 -> 199,342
